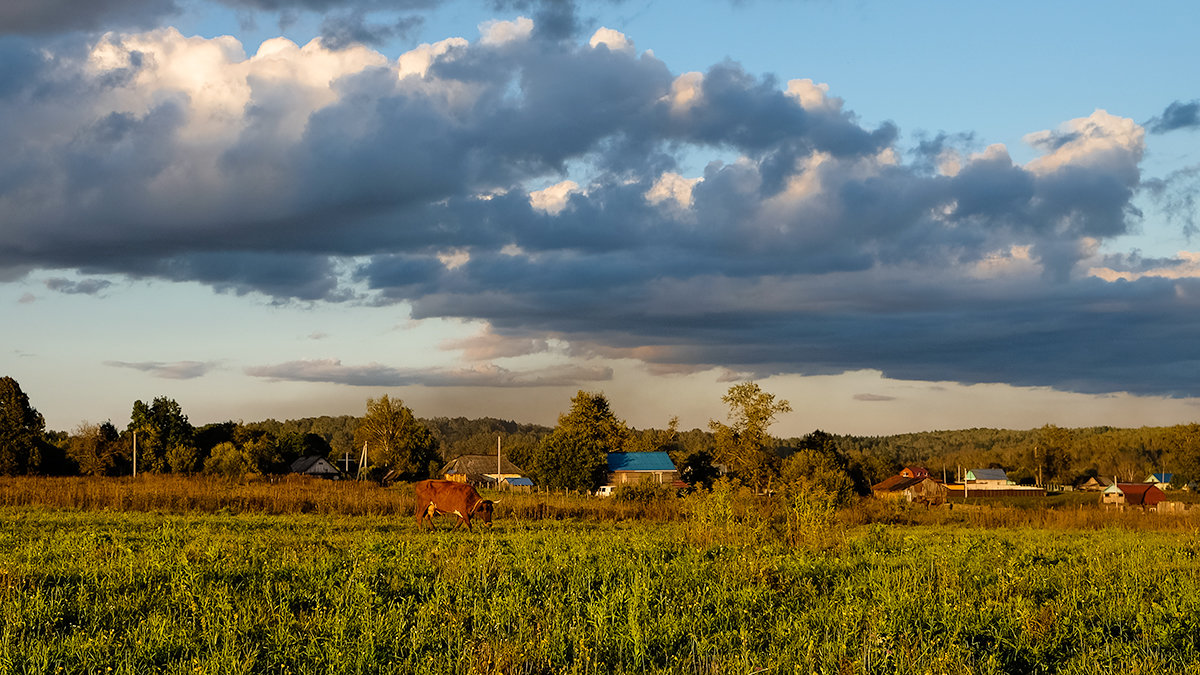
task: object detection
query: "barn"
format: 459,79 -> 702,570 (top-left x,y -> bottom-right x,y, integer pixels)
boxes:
1103,483 -> 1166,509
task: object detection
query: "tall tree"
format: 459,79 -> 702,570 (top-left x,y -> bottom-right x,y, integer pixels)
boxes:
708,382 -> 792,491
128,397 -> 194,473
355,396 -> 440,480
531,391 -> 629,491
0,377 -> 46,475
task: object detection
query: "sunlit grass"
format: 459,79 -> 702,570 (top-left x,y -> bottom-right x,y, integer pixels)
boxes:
1,504 -> 1199,673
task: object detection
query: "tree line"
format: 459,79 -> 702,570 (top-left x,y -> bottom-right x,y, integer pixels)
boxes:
3,374 -> 1200,494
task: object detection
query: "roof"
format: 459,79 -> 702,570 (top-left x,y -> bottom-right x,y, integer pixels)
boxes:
966,468 -> 1008,482
607,452 -> 677,472
503,476 -> 534,487
1147,473 -> 1174,483
441,454 -> 526,476
290,455 -> 341,475
872,475 -> 924,492
1106,483 -> 1166,505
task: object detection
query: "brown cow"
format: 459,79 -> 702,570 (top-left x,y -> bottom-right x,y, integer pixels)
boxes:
413,479 -> 495,531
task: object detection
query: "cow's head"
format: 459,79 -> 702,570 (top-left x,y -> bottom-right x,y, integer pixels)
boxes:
473,499 -> 495,527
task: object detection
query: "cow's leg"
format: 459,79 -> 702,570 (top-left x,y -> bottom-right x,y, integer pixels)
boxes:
416,501 -> 435,529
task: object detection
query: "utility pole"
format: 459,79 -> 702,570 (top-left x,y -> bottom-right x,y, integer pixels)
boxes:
133,431 -> 137,477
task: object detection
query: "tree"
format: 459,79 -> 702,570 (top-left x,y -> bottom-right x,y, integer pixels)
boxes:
0,377 -> 46,475
68,421 -> 124,476
355,396 -> 440,480
128,397 -> 194,473
203,442 -> 252,478
531,391 -> 629,492
1032,424 -> 1074,487
678,450 -> 721,490
708,382 -> 791,491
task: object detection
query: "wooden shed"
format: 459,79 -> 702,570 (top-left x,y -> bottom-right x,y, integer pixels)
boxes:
904,477 -> 948,505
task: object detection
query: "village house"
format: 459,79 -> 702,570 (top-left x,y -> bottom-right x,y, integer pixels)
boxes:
1103,482 -> 1166,509
900,466 -> 929,479
290,455 -> 342,479
965,468 -> 1010,486
1078,476 -> 1113,492
1145,473 -> 1174,490
605,452 -> 680,485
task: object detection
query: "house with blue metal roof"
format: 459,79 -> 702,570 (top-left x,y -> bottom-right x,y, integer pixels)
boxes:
606,452 -> 680,486
1145,473 -> 1174,490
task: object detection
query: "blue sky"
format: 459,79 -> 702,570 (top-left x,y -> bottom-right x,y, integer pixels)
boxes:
2,0 -> 1199,436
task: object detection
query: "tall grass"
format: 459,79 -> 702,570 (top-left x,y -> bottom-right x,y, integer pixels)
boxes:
1,507 -> 1199,673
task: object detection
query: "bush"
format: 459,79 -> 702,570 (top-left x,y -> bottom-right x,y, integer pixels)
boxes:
613,479 -> 673,503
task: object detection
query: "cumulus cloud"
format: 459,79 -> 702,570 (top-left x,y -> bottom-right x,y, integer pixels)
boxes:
0,16 -> 1187,398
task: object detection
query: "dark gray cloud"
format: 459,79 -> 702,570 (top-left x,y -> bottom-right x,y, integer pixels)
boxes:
105,360 -> 215,379
318,11 -> 423,49
0,0 -> 439,36
245,359 -> 611,386
1147,100 -> 1200,134
45,278 -> 113,295
0,0 -> 178,35
0,17 -> 1185,398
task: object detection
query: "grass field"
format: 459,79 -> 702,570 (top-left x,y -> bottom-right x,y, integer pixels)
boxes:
1,478 -> 1199,673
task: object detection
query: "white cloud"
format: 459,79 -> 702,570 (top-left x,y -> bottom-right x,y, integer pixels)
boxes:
1090,251 -> 1200,282
1024,109 -> 1145,176
480,16 -> 534,46
437,249 -> 470,270
665,71 -> 703,113
397,36 -> 469,79
785,78 -> 841,111
589,27 -> 633,53
645,171 -> 702,210
529,180 -> 581,215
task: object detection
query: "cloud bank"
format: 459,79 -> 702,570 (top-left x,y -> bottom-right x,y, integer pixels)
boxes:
1,17 -> 1196,397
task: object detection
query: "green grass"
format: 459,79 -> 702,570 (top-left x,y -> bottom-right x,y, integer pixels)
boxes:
1,506 -> 1199,674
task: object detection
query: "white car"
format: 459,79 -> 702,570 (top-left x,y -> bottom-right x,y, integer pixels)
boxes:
594,485 -> 615,497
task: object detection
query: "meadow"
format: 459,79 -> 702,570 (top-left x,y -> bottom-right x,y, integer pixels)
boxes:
1,477 -> 1199,674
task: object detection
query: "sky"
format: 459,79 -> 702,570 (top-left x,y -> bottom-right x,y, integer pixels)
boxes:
3,0 -> 1200,437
